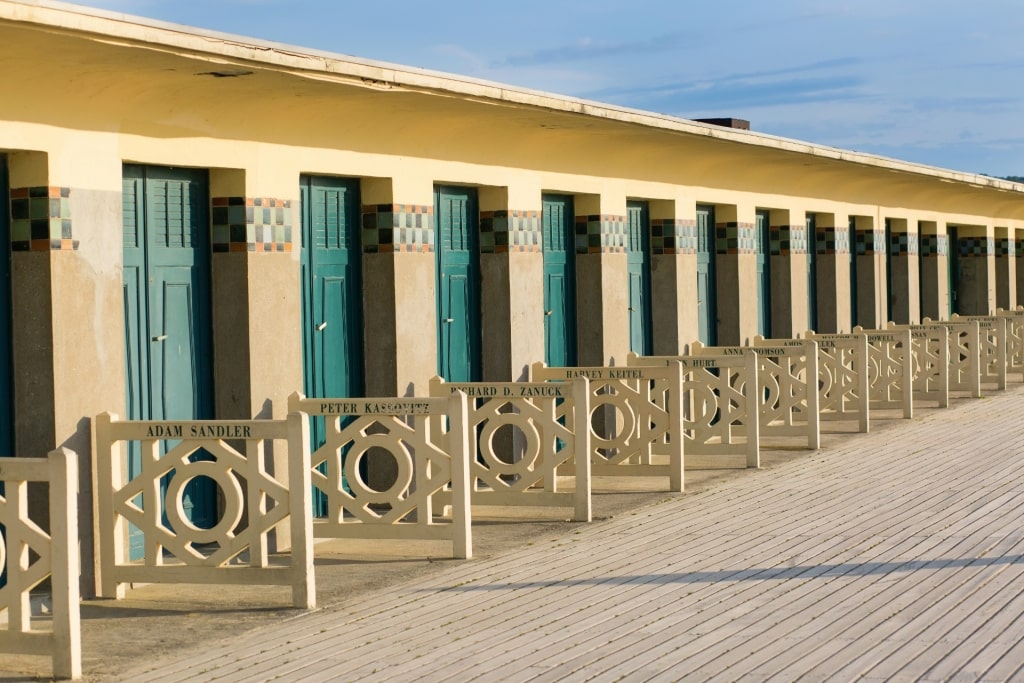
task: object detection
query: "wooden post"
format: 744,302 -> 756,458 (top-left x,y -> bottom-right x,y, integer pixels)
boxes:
448,391 -> 472,560
287,411 -> 315,609
572,377 -> 593,522
48,447 -> 81,680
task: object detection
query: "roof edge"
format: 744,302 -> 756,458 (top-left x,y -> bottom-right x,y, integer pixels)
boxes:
3,0 -> 1023,194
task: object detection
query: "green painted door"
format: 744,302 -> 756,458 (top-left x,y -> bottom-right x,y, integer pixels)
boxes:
696,205 -> 717,346
755,209 -> 772,338
849,217 -> 859,328
0,155 -> 11,457
542,194 -> 577,367
627,200 -> 652,355
806,213 -> 818,332
123,164 -> 215,555
300,176 -> 364,404
435,185 -> 481,382
300,176 -> 364,511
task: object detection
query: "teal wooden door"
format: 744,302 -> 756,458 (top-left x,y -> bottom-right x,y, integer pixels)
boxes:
0,155 -> 11,457
542,194 -> 577,366
435,186 -> 481,382
806,214 -> 818,332
123,164 -> 215,555
300,176 -> 363,511
755,209 -> 772,338
627,201 -> 652,355
696,205 -> 717,346
300,175 -> 363,403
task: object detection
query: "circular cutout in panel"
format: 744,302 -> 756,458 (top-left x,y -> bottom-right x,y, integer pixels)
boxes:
688,383 -> 720,428
480,417 -> 540,475
761,373 -> 781,409
343,434 -> 413,506
165,462 -> 243,545
589,394 -> 635,449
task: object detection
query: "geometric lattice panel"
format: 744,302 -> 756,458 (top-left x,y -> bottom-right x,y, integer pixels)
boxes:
530,363 -> 684,492
0,449 -> 80,680
429,378 -> 592,522
92,413 -> 314,609
890,323 -> 950,408
857,327 -> 914,418
717,339 -> 821,449
287,393 -> 472,560
636,351 -> 761,470
805,332 -> 871,433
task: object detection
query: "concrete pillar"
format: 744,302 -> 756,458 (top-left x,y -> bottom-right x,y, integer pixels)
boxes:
853,216 -> 887,329
887,218 -> 919,325
8,148 -> 125,597
361,179 -> 438,397
714,204 -> 757,345
768,210 -> 810,338
478,185 -> 543,382
995,227 -> 1016,312
812,213 -> 851,333
650,199 -> 697,353
954,226 -> 996,315
575,195 -> 629,366
209,169 -> 302,423
918,222 -> 948,321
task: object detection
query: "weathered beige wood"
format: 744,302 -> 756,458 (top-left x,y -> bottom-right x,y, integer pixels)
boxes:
428,378 -> 592,522
529,363 -> 684,491
91,412 -> 315,609
687,339 -> 821,449
628,351 -> 760,469
0,448 -> 81,680
924,318 -> 983,397
782,332 -> 871,432
996,307 -> 1024,381
288,392 -> 473,559
952,314 -> 1008,391
853,326 -> 914,418
888,323 -> 951,408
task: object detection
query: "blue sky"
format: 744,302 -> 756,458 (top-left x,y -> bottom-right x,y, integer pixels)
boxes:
76,0 -> 1024,177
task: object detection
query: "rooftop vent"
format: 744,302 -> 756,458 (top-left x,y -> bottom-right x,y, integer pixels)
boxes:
694,118 -> 750,130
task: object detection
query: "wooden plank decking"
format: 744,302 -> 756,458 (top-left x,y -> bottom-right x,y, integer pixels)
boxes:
87,384 -> 1024,681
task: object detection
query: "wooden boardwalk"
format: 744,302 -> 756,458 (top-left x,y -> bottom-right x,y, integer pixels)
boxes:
111,385 -> 1024,682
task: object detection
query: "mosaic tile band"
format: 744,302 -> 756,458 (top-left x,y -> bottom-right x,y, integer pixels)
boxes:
889,232 -> 920,256
996,238 -> 1016,257
854,229 -> 887,255
958,236 -> 994,257
212,197 -> 292,253
770,224 -> 808,256
815,227 -> 851,255
576,214 -> 626,254
920,234 -> 948,257
651,218 -> 697,255
9,187 -> 75,251
716,222 -> 756,255
481,210 -> 541,254
361,204 -> 433,253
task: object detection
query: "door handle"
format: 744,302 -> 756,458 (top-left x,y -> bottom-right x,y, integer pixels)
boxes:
544,310 -> 553,316
152,335 -> 168,342
444,318 -> 455,324
317,322 -> 328,331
